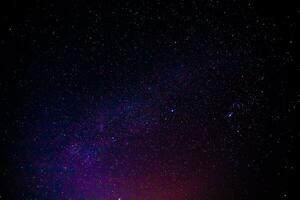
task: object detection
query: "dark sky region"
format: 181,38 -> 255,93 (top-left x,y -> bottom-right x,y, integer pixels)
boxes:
0,1 -> 298,200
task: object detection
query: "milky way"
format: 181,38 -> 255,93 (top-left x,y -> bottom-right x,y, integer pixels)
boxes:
1,1 -> 298,200
24,66 -> 217,199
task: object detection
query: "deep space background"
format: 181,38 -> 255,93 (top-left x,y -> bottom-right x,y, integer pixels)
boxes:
0,0 -> 299,199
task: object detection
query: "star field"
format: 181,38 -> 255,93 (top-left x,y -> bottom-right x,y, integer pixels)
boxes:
0,1 -> 298,200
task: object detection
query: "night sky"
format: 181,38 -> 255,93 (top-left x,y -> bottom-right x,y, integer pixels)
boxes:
0,1 -> 298,199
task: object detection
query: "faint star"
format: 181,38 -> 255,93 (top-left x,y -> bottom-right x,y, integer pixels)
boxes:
227,112 -> 233,118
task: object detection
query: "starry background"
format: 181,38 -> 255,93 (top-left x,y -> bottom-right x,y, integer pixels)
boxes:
0,0 -> 298,199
